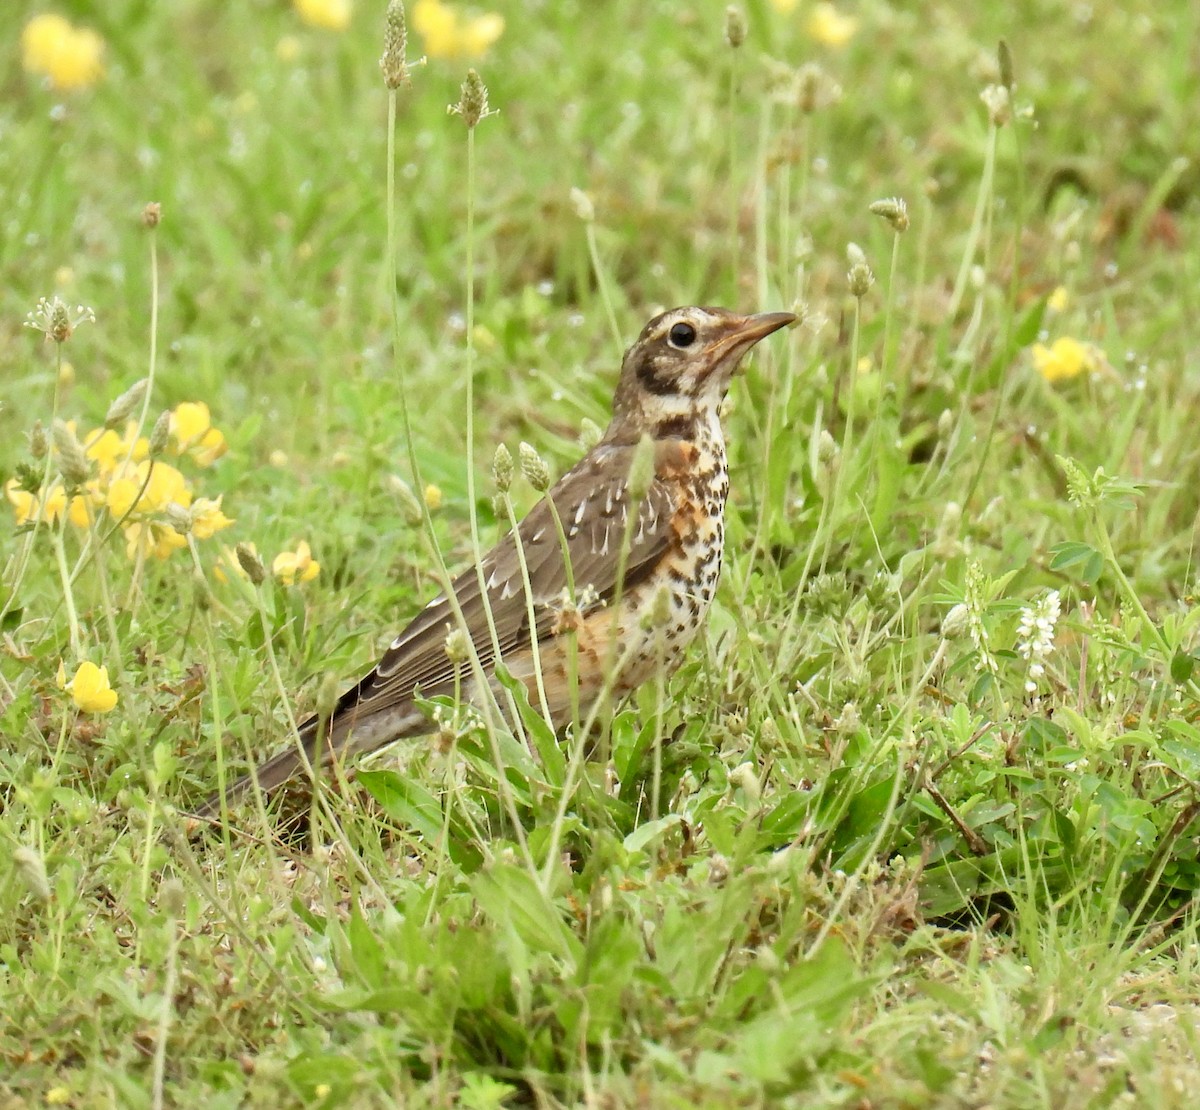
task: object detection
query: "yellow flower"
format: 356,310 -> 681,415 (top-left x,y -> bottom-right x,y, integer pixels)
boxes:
59,660 -> 118,714
5,479 -> 67,525
118,461 -> 192,515
22,13 -> 105,91
124,521 -> 188,561
190,497 -> 234,540
414,0 -> 504,60
806,3 -> 858,47
1031,337 -> 1095,384
170,402 -> 228,466
273,541 -> 320,585
85,424 -> 149,476
6,479 -> 41,525
294,0 -> 352,32
67,489 -> 95,529
1047,286 -> 1069,313
423,483 -> 443,510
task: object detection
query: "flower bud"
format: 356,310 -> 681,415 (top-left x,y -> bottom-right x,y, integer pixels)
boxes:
105,379 -> 149,429
816,428 -> 839,465
640,585 -> 671,630
846,244 -> 874,298
316,671 -> 342,718
730,762 -> 760,802
142,202 -> 162,229
627,433 -> 655,500
519,442 -> 550,492
941,602 -> 970,640
868,197 -> 909,233
451,68 -> 491,129
980,84 -> 1011,127
29,421 -> 48,460
386,474 -> 424,525
149,410 -> 172,457
158,877 -> 186,918
14,845 -> 51,902
724,6 -> 747,48
444,627 -> 469,664
569,187 -> 595,223
380,0 -> 411,89
578,417 -> 602,450
492,443 -> 513,492
165,502 -> 193,534
236,541 -> 266,585
52,420 -> 89,488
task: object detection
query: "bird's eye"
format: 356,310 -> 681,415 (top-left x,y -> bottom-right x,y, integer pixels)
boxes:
668,322 -> 697,348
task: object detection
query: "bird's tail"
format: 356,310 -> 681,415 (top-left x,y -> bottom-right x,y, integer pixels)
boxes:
192,703 -> 430,821
192,712 -> 330,820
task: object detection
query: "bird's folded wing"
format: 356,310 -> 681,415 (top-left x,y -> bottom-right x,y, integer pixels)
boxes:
335,440 -> 682,716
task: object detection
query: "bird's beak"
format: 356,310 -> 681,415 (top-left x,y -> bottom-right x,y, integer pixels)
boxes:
712,311 -> 796,361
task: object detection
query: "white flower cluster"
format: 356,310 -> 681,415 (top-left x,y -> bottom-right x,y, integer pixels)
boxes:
963,561 -> 998,675
1017,589 -> 1061,693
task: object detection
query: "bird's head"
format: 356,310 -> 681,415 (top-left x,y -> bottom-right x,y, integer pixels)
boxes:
610,306 -> 794,436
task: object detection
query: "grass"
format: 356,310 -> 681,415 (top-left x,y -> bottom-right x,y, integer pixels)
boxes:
4,0 -> 1200,1105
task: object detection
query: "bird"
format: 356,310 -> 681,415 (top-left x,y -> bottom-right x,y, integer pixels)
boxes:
197,306 -> 793,818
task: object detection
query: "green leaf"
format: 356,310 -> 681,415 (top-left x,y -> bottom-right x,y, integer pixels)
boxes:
623,813 -> 683,855
472,863 -> 582,967
357,769 -> 484,870
1171,651 -> 1195,684
493,659 -> 564,786
1049,540 -> 1104,583
345,903 -> 388,990
1013,296 -> 1048,347
291,896 -> 326,934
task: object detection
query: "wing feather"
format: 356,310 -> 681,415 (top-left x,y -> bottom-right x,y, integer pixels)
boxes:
330,440 -> 681,719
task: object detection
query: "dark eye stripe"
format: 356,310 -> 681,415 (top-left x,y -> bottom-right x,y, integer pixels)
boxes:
636,359 -> 678,395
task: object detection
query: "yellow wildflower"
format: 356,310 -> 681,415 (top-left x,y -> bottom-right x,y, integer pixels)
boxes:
107,460 -> 191,518
1031,337 -> 1095,383
5,479 -> 67,525
7,480 -> 43,525
85,425 -> 149,476
1047,286 -> 1069,312
413,0 -> 504,60
273,541 -> 321,585
170,402 -> 228,466
423,483 -> 443,510
22,13 -> 105,91
806,3 -> 858,47
124,521 -> 188,561
67,489 -> 95,529
58,659 -> 118,714
190,497 -> 234,540
294,0 -> 352,32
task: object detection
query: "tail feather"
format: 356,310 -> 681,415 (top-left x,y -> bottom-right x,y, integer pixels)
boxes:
193,703 -> 432,820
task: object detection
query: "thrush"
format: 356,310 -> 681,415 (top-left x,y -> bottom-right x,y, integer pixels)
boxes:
198,306 -> 793,817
